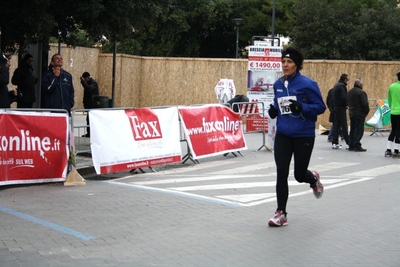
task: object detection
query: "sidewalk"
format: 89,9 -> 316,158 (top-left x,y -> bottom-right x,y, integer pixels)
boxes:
1,127 -> 399,267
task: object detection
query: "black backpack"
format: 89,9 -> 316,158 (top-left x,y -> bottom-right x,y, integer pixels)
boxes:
227,95 -> 249,112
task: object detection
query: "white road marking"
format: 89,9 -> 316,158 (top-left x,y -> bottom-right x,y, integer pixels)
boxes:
112,160 -> 237,181
106,181 -> 243,207
130,174 -> 265,185
168,179 -> 346,191
208,161 -> 276,175
107,161 -> 397,207
264,162 -> 360,177
344,164 -> 400,177
239,177 -> 374,207
310,162 -> 359,172
216,193 -> 276,202
108,177 -> 374,207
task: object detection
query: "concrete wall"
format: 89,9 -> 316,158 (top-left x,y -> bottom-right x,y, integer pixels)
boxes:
8,44 -> 400,128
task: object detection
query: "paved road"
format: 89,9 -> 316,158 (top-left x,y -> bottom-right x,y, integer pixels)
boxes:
1,127 -> 400,267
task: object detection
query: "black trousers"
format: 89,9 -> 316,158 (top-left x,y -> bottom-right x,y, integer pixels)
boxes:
86,113 -> 90,135
273,133 -> 317,213
349,115 -> 365,149
332,106 -> 349,145
388,114 -> 400,144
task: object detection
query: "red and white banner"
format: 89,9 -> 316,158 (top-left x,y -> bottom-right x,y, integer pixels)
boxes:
0,111 -> 69,186
178,104 -> 247,159
89,107 -> 182,174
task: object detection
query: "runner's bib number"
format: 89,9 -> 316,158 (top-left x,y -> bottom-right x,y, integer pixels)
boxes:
278,96 -> 296,115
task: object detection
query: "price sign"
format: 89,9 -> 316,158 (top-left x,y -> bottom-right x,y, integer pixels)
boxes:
249,61 -> 281,71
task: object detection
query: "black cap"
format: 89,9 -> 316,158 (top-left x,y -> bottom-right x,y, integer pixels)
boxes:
281,46 -> 304,70
82,72 -> 90,78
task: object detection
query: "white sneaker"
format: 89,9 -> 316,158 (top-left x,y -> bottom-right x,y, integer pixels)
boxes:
268,210 -> 288,226
332,144 -> 342,149
311,171 -> 324,199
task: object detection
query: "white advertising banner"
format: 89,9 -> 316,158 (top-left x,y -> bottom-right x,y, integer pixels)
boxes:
89,107 -> 182,174
247,45 -> 282,106
247,44 -> 282,150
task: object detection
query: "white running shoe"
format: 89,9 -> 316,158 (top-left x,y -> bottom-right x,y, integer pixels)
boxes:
268,210 -> 287,227
332,144 -> 342,149
311,171 -> 324,199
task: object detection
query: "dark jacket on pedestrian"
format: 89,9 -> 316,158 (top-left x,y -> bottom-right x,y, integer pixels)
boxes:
81,77 -> 99,109
332,80 -> 348,108
0,56 -> 14,108
11,56 -> 38,104
326,88 -> 334,122
41,69 -> 75,114
347,83 -> 369,118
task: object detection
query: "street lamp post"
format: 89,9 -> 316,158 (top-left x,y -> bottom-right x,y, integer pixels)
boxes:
271,0 -> 276,46
233,18 -> 244,58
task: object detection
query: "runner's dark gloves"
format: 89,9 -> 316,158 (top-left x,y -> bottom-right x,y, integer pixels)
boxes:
289,99 -> 302,113
268,104 -> 278,119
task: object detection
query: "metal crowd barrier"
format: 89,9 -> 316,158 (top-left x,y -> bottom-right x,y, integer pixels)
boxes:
71,107 -> 137,155
70,104 -> 259,172
71,109 -> 91,155
229,101 -> 268,151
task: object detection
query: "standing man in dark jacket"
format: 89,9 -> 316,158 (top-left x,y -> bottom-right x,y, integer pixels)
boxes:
347,78 -> 369,152
331,74 -> 350,149
326,87 -> 335,142
80,72 -> 99,137
41,54 -> 75,115
0,54 -> 17,108
11,53 -> 38,108
326,87 -> 344,142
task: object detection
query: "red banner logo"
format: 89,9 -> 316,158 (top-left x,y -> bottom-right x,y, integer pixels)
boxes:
125,108 -> 163,141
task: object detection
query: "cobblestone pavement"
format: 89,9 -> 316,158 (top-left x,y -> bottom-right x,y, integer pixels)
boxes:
1,120 -> 400,266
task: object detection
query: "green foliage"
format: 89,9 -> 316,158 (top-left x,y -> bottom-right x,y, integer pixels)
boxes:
130,0 -> 293,58
289,0 -> 400,60
132,0 -> 236,57
0,0 -> 55,53
1,0 -> 400,60
0,0 -> 164,54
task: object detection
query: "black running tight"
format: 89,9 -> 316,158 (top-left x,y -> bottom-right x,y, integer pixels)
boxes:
273,133 -> 317,213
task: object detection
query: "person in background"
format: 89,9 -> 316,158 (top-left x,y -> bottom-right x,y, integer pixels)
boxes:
267,46 -> 326,227
347,78 -> 369,152
11,53 -> 38,108
385,71 -> 400,158
80,71 -> 99,137
41,54 -> 74,115
326,87 -> 344,142
0,54 -> 17,108
331,74 -> 350,149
